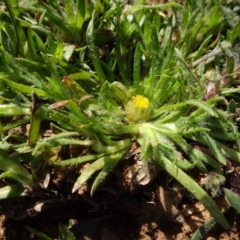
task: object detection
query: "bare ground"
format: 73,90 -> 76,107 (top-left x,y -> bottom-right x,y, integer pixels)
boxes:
0,155 -> 240,240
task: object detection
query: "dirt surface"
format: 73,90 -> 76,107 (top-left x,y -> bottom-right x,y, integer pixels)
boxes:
1,123 -> 240,239
0,154 -> 240,240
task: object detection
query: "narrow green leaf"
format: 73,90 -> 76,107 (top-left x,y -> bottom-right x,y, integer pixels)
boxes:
15,58 -> 47,72
86,11 -> 106,85
4,0 -> 26,56
2,78 -> 46,97
0,184 -> 26,199
43,109 -> 95,138
72,155 -> 107,193
25,226 -> 52,240
226,55 -> 235,75
0,149 -> 32,185
189,34 -> 213,60
202,132 -> 226,165
149,26 -> 160,94
169,135 -> 209,173
192,148 -> 222,173
174,48 -> 198,83
191,207 -> 230,240
27,28 -> 46,55
0,104 -> 30,116
151,72 -> 179,107
133,42 -> 141,90
58,223 -> 76,240
64,1 -> 77,24
125,3 -> 181,14
30,25 -> 52,35
54,154 -> 103,166
91,139 -> 131,155
115,36 -> 129,86
27,29 -> 37,60
91,151 -> 125,195
224,188 -> 240,214
191,218 -> 215,240
0,171 -> 31,186
231,22 -> 240,44
188,135 -> 240,163
160,44 -> 175,72
155,155 -> 229,229
43,3 -> 70,33
28,92 -> 42,146
160,18 -> 172,53
77,0 -> 86,29
221,6 -> 236,28
186,99 -> 216,117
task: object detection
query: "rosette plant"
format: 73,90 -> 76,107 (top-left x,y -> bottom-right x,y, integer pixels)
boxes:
0,0 -> 240,235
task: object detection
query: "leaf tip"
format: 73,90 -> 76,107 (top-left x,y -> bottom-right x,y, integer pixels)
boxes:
72,183 -> 81,193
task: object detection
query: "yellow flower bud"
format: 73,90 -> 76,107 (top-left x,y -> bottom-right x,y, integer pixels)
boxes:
125,95 -> 150,122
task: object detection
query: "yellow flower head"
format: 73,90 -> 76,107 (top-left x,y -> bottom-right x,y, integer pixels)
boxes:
132,95 -> 149,110
125,95 -> 150,122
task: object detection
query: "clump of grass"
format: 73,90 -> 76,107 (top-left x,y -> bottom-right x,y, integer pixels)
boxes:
0,0 -> 240,237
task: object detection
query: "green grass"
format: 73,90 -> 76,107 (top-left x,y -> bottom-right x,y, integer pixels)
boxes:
0,0 -> 240,238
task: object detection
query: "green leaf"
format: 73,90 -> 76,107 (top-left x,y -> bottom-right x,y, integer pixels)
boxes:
58,223 -> 76,240
191,207 -> 230,240
43,3 -> 70,33
201,132 -> 226,165
15,58 -> 47,72
76,0 -> 86,29
231,22 -> 240,44
54,154 -> 103,166
149,26 -> 160,93
4,0 -> 26,56
169,134 -> 209,173
72,155 -> 107,193
0,104 -> 30,116
91,150 -> 125,195
86,10 -> 106,85
28,92 -> 42,146
224,188 -> 240,214
2,78 -> 46,97
186,99 -> 216,117
0,171 -> 32,186
191,217 -> 216,240
188,135 -> 240,163
25,226 -> 52,240
155,155 -> 229,230
125,3 -> 181,14
0,149 -> 32,185
72,151 -> 127,193
221,6 -> 237,28
0,184 -> 26,199
133,42 -> 141,91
